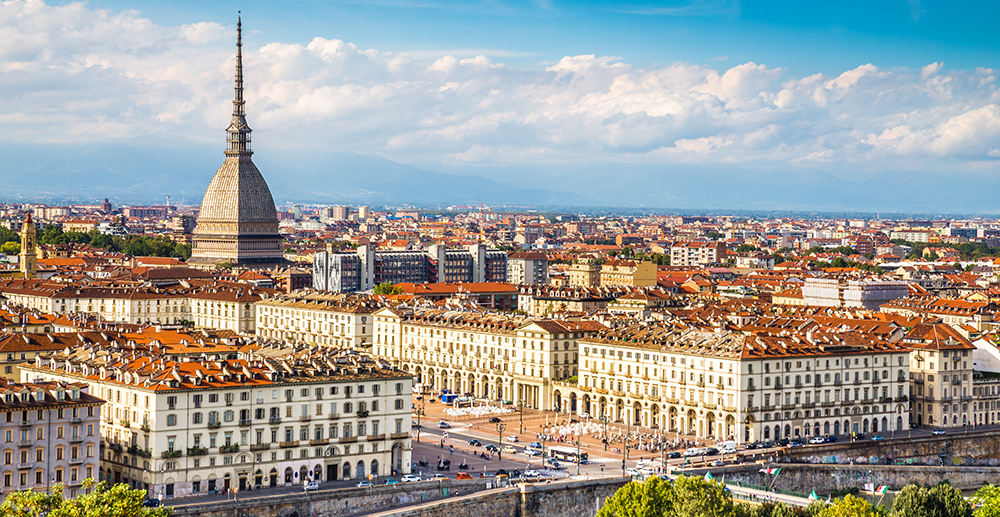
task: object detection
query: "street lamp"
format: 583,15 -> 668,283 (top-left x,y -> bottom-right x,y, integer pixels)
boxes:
496,422 -> 507,462
599,414 -> 610,451
415,406 -> 425,443
517,399 -> 528,435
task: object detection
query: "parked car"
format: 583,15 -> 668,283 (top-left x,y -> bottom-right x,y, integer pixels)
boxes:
870,435 -> 885,441
932,430 -> 947,435
524,448 -> 542,456
143,499 -> 161,508
402,474 -> 422,482
431,474 -> 449,480
529,441 -> 542,449
384,478 -> 399,485
668,451 -> 682,459
824,436 -> 839,443
744,442 -> 759,450
485,444 -> 499,453
357,481 -> 372,488
809,436 -> 826,444
683,448 -> 701,457
489,417 -> 502,423
506,435 -> 519,442
437,421 -> 451,429
495,469 -> 510,477
788,441 -> 803,448
502,445 -> 517,454
702,447 -> 719,456
468,439 -> 482,446
303,481 -> 320,492
711,460 -> 725,467
456,472 -> 473,480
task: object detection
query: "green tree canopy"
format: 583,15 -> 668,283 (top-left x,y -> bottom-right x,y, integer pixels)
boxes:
597,476 -> 738,517
373,282 -> 404,295
817,494 -> 881,517
0,479 -> 170,517
0,242 -> 19,255
973,484 -> 1000,517
596,476 -> 673,517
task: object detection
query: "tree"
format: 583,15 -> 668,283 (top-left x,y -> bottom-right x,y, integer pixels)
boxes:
927,483 -> 972,517
736,244 -> 759,253
817,494 -> 879,517
0,479 -> 170,517
972,484 -> 1000,517
372,282 -> 404,295
0,242 -> 19,255
597,476 -> 673,517
670,475 -> 736,517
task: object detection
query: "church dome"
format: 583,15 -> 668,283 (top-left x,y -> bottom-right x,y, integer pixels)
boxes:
197,158 -> 278,225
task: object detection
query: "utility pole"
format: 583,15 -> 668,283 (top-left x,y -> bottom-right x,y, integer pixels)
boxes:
496,422 -> 507,462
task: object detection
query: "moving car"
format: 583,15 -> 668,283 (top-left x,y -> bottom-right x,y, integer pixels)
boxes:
932,430 -> 947,435
489,417 -> 502,423
357,481 -> 373,488
711,460 -> 725,467
502,445 -> 517,454
495,469 -> 510,477
402,474 -> 422,482
437,421 -> 451,429
384,479 -> 399,485
485,444 -> 499,453
870,435 -> 885,441
809,436 -> 826,444
524,448 -> 542,456
788,441 -> 803,448
304,481 -> 320,492
683,448 -> 701,457
523,469 -> 541,478
506,435 -> 519,442
456,472 -> 473,480
529,441 -> 542,449
431,474 -> 449,480
468,439 -> 482,446
824,436 -> 839,443
143,499 -> 161,508
668,451 -> 682,459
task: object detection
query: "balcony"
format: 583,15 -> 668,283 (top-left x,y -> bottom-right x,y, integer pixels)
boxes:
853,379 -> 861,385
895,395 -> 909,402
873,377 -> 881,384
309,438 -> 329,446
219,444 -> 240,454
367,434 -> 386,441
356,410 -> 370,418
17,441 -> 32,448
161,450 -> 182,459
68,457 -> 85,465
269,417 -> 282,425
327,414 -> 340,420
239,419 -> 252,427
299,416 -> 311,422
120,419 -> 131,429
17,463 -> 32,470
69,436 -> 83,444
339,436 -> 358,444
127,445 -> 151,458
801,402 -> 816,409
834,380 -> 843,386
702,403 -> 717,410
279,441 -> 300,448
187,446 -> 208,457
794,383 -> 803,389
914,378 -> 924,384
696,381 -> 706,388
140,423 -> 151,433
821,401 -> 836,407
207,422 -> 222,430
952,379 -> 962,385
746,385 -> 756,392
19,421 -> 32,428
250,443 -> 270,452
390,432 -> 409,439
108,443 -> 123,452
70,417 -> 83,424
781,404 -> 797,411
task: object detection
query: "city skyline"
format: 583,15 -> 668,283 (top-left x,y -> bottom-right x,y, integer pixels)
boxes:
1,0 -> 999,212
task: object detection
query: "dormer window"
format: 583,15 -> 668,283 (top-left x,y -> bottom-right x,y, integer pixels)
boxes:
20,393 -> 28,402
35,392 -> 44,402
56,391 -> 64,401
72,389 -> 79,400
3,394 -> 11,403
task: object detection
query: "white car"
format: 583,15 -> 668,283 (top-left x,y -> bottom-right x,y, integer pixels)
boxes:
683,447 -> 701,457
401,474 -> 421,482
523,469 -> 541,477
506,435 -> 519,443
303,481 -> 319,492
809,436 -> 826,444
579,413 -> 591,419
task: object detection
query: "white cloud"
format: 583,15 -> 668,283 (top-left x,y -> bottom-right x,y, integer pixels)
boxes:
2,0 -> 1000,173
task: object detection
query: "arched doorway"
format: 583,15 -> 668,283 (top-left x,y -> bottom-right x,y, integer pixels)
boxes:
705,413 -> 716,438
669,407 -> 679,432
686,410 -> 697,435
650,405 -> 660,429
615,400 -> 624,422
371,460 -> 379,477
356,461 -> 365,480
270,468 -> 278,487
570,393 -> 578,413
834,421 -> 840,436
633,402 -> 642,426
725,415 -> 736,439
583,395 -> 591,415
313,464 -> 322,482
342,462 -> 351,480
299,466 -> 308,485
392,443 -> 404,475
554,391 -> 562,412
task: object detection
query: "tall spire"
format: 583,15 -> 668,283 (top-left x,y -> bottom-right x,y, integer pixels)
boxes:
226,13 -> 252,157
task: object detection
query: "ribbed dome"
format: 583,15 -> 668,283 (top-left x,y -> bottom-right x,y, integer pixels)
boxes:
197,157 -> 278,225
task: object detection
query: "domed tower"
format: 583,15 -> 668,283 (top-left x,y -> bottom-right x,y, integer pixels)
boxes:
189,17 -> 285,269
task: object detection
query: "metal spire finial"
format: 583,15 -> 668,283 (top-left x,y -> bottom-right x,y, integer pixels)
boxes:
226,13 -> 251,156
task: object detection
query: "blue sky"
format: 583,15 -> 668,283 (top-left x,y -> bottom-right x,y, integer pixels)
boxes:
3,0 -> 1000,210
84,0 -> 1000,75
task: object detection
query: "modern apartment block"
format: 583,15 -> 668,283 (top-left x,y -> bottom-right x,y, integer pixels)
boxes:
802,278 -> 909,310
313,244 -> 507,293
507,252 -> 549,286
669,241 -> 726,266
0,380 -> 103,502
23,341 -> 412,500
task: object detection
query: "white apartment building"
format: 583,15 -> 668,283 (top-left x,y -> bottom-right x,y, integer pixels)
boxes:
670,241 -> 725,267
22,341 -> 412,501
255,292 -> 379,348
0,279 -> 270,334
373,306 -> 604,409
507,252 -> 549,286
567,324 -> 911,444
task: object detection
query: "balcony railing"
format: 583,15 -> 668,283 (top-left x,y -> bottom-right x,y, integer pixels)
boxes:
339,436 -> 358,443
187,446 -> 208,457
161,450 -> 182,459
269,417 -> 282,425
250,443 -> 270,451
207,422 -> 222,430
239,419 -> 252,427
219,444 -> 240,454
127,444 -> 151,458
309,438 -> 329,446
279,441 -> 300,448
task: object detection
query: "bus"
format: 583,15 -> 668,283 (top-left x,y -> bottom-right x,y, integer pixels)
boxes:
547,446 -> 588,464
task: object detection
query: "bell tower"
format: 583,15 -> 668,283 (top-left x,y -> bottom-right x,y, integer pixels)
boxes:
19,213 -> 36,279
